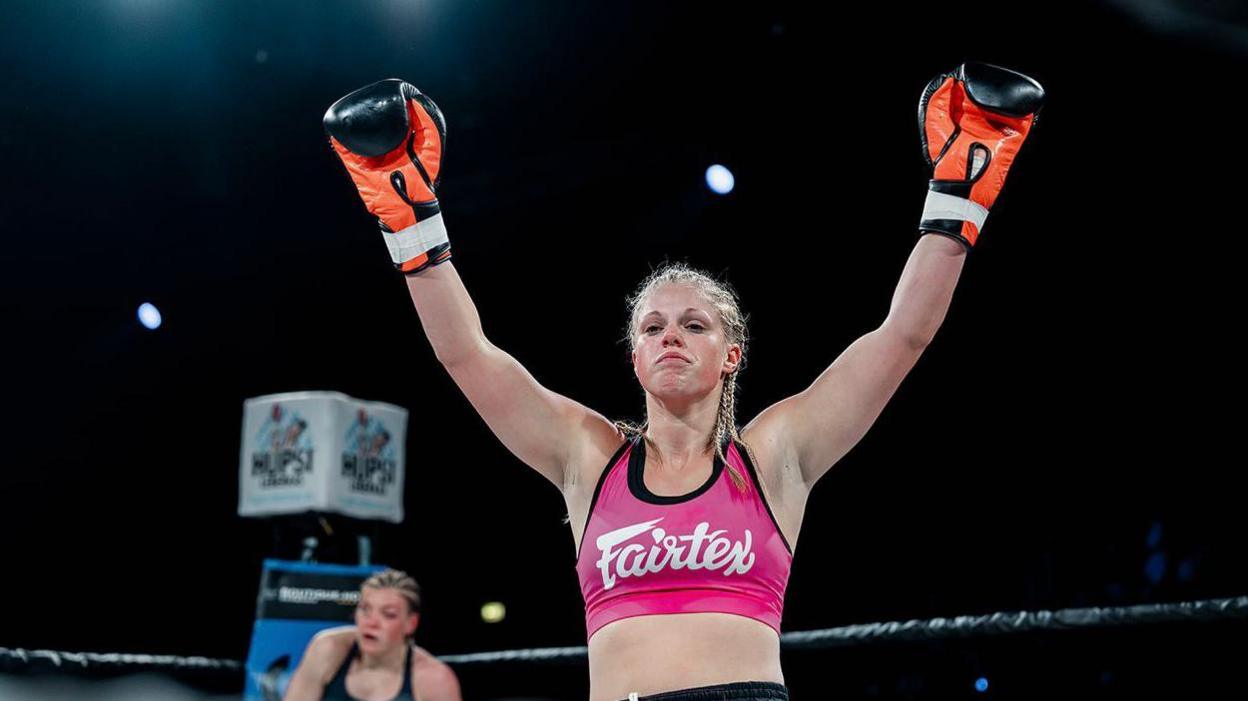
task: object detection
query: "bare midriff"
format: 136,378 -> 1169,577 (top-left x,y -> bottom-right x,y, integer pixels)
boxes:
587,612 -> 783,701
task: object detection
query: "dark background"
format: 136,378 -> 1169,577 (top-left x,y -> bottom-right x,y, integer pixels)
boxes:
2,0 -> 1246,698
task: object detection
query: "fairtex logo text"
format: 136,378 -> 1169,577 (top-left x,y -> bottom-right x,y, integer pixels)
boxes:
594,518 -> 754,589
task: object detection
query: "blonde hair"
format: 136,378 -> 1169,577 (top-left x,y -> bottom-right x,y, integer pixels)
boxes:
361,568 -> 421,615
617,261 -> 751,489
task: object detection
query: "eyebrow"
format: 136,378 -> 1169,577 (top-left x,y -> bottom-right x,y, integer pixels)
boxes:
641,307 -> 708,320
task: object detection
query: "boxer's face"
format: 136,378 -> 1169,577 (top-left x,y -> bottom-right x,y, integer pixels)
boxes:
355,587 -> 417,653
631,284 -> 739,402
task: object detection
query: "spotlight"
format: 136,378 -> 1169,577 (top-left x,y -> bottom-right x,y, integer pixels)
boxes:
705,164 -> 735,195
137,302 -> 162,330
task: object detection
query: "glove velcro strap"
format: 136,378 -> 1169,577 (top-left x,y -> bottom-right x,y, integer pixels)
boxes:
383,212 -> 450,266
920,189 -> 987,249
921,189 -> 988,231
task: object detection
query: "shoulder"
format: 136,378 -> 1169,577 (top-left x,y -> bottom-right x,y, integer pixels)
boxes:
303,627 -> 355,666
411,647 -> 461,698
309,625 -> 357,647
293,626 -> 355,687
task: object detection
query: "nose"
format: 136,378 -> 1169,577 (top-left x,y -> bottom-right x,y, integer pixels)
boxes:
660,325 -> 685,346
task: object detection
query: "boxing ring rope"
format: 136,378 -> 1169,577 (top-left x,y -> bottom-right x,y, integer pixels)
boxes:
439,594 -> 1248,664
4,594 -> 1245,675
0,648 -> 243,675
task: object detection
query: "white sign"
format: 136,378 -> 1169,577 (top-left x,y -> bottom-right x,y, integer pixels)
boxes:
238,391 -> 407,523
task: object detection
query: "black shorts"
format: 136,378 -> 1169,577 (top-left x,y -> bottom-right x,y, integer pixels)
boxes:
620,681 -> 789,701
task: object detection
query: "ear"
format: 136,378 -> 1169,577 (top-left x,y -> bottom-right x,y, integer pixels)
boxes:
722,343 -> 742,375
405,613 -> 420,637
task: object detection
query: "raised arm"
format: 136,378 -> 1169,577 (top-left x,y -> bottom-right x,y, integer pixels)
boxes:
744,62 -> 1045,488
324,80 -> 618,490
406,262 -> 618,487
745,235 -> 964,487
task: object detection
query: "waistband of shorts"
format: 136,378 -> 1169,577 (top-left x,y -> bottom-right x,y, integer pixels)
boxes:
621,680 -> 789,701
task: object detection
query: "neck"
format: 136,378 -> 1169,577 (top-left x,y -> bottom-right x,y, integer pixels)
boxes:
643,391 -> 724,468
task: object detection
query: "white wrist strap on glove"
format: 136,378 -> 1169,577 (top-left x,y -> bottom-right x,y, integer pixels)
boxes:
921,190 -> 989,233
382,212 -> 449,265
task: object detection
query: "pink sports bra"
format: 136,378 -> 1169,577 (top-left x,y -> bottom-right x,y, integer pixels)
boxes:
576,435 -> 793,639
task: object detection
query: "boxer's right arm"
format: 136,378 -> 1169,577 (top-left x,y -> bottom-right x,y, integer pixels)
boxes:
326,80 -> 618,488
283,629 -> 350,701
407,261 -> 619,488
282,654 -> 326,701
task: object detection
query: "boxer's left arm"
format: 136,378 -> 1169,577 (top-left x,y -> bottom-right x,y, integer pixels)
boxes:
744,235 -> 964,488
744,63 -> 1044,488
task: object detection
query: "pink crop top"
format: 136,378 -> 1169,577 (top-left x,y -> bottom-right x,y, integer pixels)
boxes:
576,435 -> 793,640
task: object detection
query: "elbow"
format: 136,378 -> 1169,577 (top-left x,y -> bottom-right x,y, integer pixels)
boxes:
437,337 -> 489,371
436,350 -> 467,371
880,322 -> 934,352
435,349 -> 462,369
906,331 -> 934,351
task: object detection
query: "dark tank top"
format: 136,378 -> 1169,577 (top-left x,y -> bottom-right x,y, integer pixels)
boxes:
323,642 -> 414,701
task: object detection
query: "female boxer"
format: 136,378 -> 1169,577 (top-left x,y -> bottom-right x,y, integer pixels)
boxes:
323,62 -> 1043,701
283,569 -> 460,701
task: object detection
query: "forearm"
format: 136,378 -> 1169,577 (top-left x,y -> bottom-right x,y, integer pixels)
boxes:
404,261 -> 488,366
882,234 -> 967,345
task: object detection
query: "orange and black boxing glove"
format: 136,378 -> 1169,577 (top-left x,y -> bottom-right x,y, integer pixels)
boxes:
918,62 -> 1045,249
324,79 -> 450,274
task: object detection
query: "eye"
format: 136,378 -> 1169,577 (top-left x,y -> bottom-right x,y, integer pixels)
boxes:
687,323 -> 705,331
644,325 -> 660,334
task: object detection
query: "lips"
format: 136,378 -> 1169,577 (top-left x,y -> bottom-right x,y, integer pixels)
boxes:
656,353 -> 689,364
